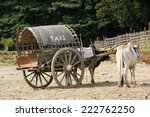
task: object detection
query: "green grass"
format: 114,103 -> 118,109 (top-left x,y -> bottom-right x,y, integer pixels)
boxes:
0,53 -> 16,66
139,47 -> 150,54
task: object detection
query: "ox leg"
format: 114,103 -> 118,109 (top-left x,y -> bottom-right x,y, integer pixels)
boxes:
124,68 -> 130,88
121,74 -> 124,86
130,67 -> 136,85
89,68 -> 95,84
117,70 -> 122,87
133,67 -> 136,85
118,73 -> 124,87
130,69 -> 134,84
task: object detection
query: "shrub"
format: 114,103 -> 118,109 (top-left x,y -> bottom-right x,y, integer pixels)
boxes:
0,38 -> 15,51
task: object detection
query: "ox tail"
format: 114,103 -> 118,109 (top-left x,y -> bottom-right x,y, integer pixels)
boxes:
120,52 -> 124,87
116,48 -> 124,87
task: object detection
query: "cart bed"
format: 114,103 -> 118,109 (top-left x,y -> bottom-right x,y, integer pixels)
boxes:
17,55 -> 38,69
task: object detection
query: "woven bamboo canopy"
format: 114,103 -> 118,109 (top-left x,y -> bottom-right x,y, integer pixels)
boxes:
16,25 -> 79,46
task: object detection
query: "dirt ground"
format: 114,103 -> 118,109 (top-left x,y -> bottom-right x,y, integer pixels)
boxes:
0,60 -> 150,100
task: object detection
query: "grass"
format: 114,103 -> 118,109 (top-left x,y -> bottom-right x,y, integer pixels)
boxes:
139,47 -> 150,54
0,47 -> 149,66
139,42 -> 150,53
0,52 -> 16,66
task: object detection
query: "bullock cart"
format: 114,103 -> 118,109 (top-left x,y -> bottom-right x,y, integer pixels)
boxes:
16,25 -> 109,88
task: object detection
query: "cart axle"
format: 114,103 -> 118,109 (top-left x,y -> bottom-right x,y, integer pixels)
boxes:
66,64 -> 72,71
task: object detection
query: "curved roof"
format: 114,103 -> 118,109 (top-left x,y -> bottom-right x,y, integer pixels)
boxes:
16,25 -> 79,46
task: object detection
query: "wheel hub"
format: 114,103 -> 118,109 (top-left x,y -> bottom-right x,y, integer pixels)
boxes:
66,64 -> 72,71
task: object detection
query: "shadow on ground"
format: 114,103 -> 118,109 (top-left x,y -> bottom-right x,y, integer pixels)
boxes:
46,81 -> 118,89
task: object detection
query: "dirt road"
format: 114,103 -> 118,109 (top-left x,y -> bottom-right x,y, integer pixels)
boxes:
0,61 -> 150,100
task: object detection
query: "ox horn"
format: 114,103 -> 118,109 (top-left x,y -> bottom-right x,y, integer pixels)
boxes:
106,45 -> 117,54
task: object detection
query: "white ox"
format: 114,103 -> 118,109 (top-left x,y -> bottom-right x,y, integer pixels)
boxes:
116,42 -> 139,88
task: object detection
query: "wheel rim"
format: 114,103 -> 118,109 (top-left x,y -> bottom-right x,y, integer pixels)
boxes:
51,48 -> 84,88
23,70 -> 53,88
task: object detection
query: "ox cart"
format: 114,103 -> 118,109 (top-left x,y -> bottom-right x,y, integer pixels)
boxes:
16,25 -> 103,88
16,25 -> 86,88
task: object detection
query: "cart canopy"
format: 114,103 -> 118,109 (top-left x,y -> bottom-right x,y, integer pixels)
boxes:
16,25 -> 79,46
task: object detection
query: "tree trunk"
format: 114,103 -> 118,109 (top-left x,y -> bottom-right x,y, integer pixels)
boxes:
4,46 -> 8,51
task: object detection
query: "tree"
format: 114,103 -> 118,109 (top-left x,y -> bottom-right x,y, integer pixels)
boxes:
51,0 -> 98,46
95,0 -> 148,36
0,38 -> 15,51
1,0 -> 150,47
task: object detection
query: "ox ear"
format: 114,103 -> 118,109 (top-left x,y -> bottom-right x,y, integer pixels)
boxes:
133,42 -> 140,49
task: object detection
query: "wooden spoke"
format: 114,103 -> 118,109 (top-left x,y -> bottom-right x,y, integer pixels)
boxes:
59,54 -> 66,64
23,70 -> 53,88
56,71 -> 65,77
68,51 -> 72,64
68,74 -> 72,85
39,74 -> 43,86
29,73 -> 36,83
26,71 -> 34,77
71,54 -> 77,65
51,47 -> 84,88
55,61 -> 64,67
60,72 -> 66,83
70,72 -> 79,83
43,72 -> 52,78
35,74 -> 38,86
40,73 -> 48,83
74,71 -> 82,77
54,67 -> 65,71
64,51 -> 69,64
72,61 -> 80,67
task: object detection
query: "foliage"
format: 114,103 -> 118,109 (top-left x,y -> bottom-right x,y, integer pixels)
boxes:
95,0 -> 149,36
0,37 -> 15,51
0,54 -> 16,66
0,0 -> 150,46
0,38 -> 14,47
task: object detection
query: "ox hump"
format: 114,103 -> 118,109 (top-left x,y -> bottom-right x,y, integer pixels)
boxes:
117,45 -> 128,50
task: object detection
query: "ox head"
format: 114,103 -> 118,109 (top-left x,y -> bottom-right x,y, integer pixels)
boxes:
131,42 -> 140,57
134,46 -> 139,57
112,42 -> 140,53
95,50 -> 110,62
101,53 -> 110,61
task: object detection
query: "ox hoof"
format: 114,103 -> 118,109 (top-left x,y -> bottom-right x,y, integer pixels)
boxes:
118,85 -> 123,88
91,80 -> 95,84
118,82 -> 123,87
118,84 -> 123,88
126,84 -> 130,88
131,81 -> 137,85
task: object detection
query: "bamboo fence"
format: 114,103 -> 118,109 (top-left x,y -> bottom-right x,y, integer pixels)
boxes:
95,30 -> 150,49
